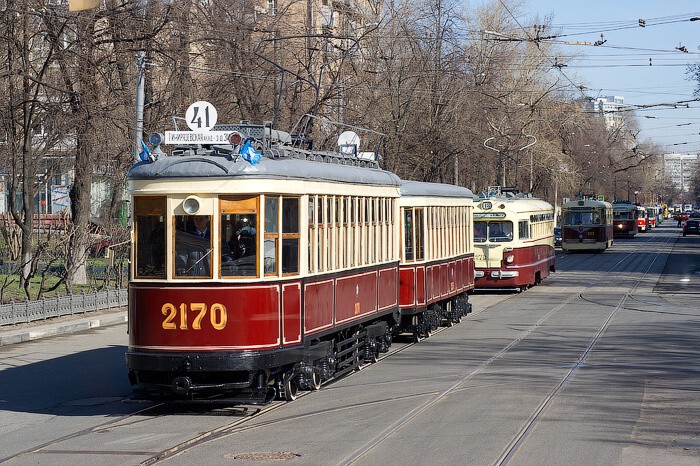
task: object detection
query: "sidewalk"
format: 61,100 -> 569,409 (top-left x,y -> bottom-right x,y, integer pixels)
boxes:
0,307 -> 127,346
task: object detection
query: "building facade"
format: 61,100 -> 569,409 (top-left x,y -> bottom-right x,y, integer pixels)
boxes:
663,152 -> 699,192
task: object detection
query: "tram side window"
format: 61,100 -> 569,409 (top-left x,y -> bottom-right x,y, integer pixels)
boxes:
264,197 -> 279,275
134,196 -> 166,278
404,209 -> 414,261
282,197 -> 299,274
174,214 -> 213,278
518,220 -> 529,240
415,208 -> 424,261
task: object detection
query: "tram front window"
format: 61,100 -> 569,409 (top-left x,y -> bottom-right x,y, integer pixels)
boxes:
474,221 -> 487,243
221,214 -> 258,277
174,215 -> 213,277
566,211 -> 598,225
488,221 -> 512,242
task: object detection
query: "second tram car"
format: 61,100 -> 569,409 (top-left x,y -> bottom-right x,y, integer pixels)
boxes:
612,202 -> 638,238
125,118 -> 476,402
399,181 -> 475,339
472,194 -> 556,289
561,199 -> 614,252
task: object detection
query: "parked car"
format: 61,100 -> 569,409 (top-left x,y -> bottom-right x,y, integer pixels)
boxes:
554,227 -> 562,247
683,219 -> 700,236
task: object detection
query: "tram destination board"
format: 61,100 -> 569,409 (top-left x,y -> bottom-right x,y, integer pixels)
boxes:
164,131 -> 234,144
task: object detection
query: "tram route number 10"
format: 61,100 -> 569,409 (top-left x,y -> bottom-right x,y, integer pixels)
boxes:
161,303 -> 227,330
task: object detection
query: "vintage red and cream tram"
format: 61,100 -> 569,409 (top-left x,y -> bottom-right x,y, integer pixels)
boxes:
399,181 -> 474,339
561,199 -> 614,252
472,194 -> 555,289
612,202 -> 638,238
126,118 -> 474,402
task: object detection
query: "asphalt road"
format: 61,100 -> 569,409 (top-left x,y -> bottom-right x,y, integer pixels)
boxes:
0,223 -> 698,465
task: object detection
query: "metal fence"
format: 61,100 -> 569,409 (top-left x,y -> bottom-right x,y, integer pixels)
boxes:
0,288 -> 128,326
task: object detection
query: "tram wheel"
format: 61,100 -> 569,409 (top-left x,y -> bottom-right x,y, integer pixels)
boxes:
283,378 -> 298,401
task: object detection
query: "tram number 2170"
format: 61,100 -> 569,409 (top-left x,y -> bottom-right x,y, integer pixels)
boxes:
161,303 -> 228,331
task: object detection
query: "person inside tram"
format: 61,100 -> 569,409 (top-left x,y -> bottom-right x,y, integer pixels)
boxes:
474,222 -> 487,243
489,222 -> 511,242
175,215 -> 213,277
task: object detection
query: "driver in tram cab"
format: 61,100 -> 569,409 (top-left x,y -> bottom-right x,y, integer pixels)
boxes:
175,215 -> 213,276
490,223 -> 508,241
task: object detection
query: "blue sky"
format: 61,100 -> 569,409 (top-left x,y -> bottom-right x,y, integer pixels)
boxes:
518,0 -> 700,153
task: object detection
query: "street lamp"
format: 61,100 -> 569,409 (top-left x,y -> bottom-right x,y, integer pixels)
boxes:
634,190 -> 639,204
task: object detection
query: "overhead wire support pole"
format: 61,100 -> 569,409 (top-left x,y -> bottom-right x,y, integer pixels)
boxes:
133,0 -> 148,162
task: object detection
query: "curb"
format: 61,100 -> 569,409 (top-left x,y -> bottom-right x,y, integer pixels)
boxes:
0,311 -> 128,347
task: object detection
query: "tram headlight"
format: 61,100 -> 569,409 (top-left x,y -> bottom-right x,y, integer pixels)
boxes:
505,254 -> 515,264
183,196 -> 200,215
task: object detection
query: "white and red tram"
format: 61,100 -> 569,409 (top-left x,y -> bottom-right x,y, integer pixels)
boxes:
472,195 -> 555,289
126,120 -> 474,402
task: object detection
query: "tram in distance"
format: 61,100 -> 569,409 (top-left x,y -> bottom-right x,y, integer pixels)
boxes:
560,199 -> 614,252
612,202 -> 638,238
473,193 -> 556,290
125,117 -> 475,403
636,205 -> 648,232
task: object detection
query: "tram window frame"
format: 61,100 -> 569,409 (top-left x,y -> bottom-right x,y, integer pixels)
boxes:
264,196 -> 279,276
282,196 -> 300,275
518,220 -> 529,240
403,208 -> 414,262
172,213 -> 214,279
337,196 -> 344,270
308,197 -> 316,273
219,196 -> 259,278
415,207 -> 425,261
133,196 -> 166,279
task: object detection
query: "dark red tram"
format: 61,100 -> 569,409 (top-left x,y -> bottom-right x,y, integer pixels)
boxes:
126,120 -> 474,402
612,202 -> 638,238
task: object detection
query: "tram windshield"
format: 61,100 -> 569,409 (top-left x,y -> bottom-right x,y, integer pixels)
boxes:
221,214 -> 258,277
474,221 -> 487,243
487,221 -> 513,242
565,211 -> 601,225
614,209 -> 633,220
175,215 -> 213,277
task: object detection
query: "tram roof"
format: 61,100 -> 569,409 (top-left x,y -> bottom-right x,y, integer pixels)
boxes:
474,196 -> 553,214
562,199 -> 612,209
127,153 -> 402,188
399,180 -> 474,198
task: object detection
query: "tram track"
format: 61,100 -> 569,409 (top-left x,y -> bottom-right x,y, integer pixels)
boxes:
133,234 -> 672,465
336,232 -> 673,465
0,403 -> 168,464
0,233 -> 677,465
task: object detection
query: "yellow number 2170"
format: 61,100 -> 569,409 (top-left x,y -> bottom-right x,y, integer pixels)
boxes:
161,303 -> 227,330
